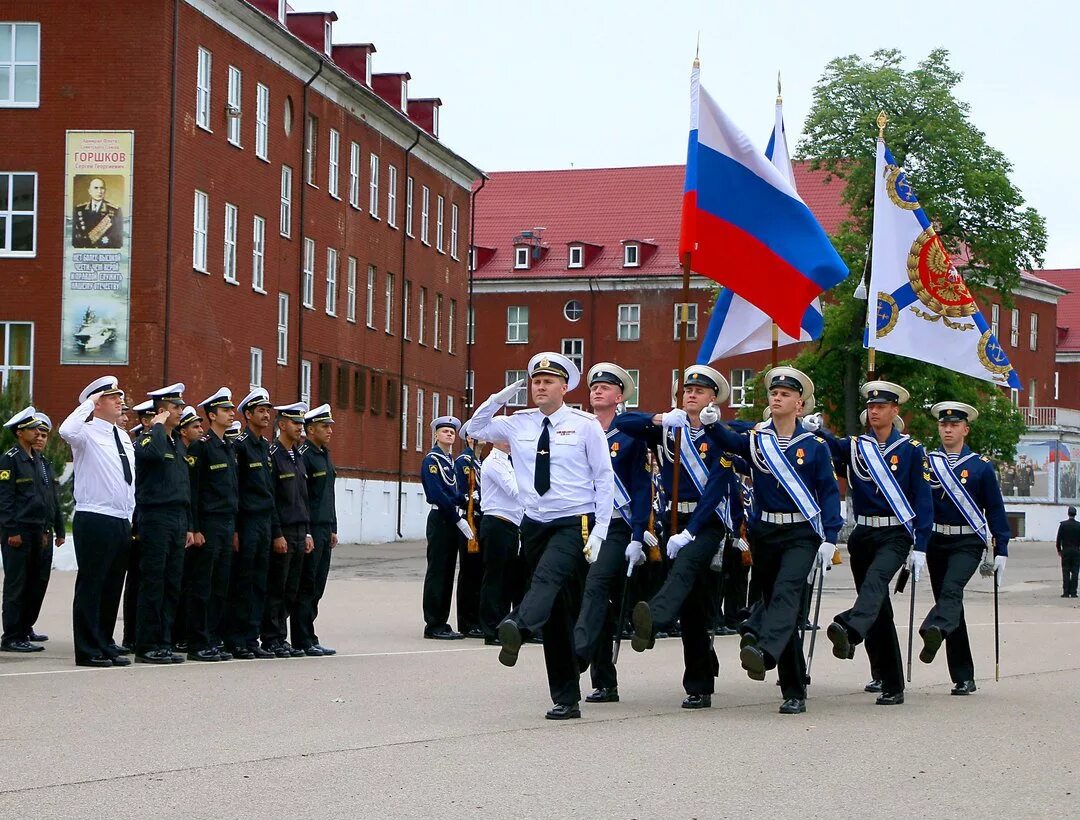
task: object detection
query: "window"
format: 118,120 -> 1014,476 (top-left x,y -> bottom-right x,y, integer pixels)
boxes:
415,388 -> 425,451
366,265 -> 375,328
325,247 -> 338,315
568,245 -> 583,268
0,24 -> 39,107
624,243 -> 640,267
0,172 -> 36,255
1028,378 -> 1037,409
434,294 -> 443,350
280,165 -> 292,236
387,165 -> 398,227
369,154 -> 380,217
1030,313 -> 1039,351
346,256 -> 357,322
673,303 -> 699,340
400,77 -> 408,111
466,305 -> 474,345
248,216 -> 266,292
1010,387 -> 1019,407
403,280 -> 412,339
507,306 -> 528,343
337,365 -> 350,409
561,338 -> 583,372
276,293 -> 289,364
349,142 -> 361,208
618,304 -> 641,341
0,322 -> 32,395
384,272 -> 394,333
298,238 -> 315,307
563,300 -> 583,322
448,299 -> 457,354
401,384 -> 409,450
730,369 -> 754,407
465,370 -> 474,408
353,368 -> 366,411
192,190 -> 209,272
227,66 -> 242,146
1010,308 -> 1020,347
369,372 -> 382,413
432,105 -> 440,137
625,370 -> 640,408
436,195 -> 445,252
249,347 -> 263,390
450,204 -> 460,260
300,359 -> 312,406
514,247 -> 529,269
1055,371 -> 1060,401
420,186 -> 430,244
196,47 -> 212,129
447,396 -> 454,419
505,371 -> 527,407
432,393 -> 441,427
328,128 -> 340,198
418,287 -> 427,344
305,114 -> 318,185
255,83 -> 269,160
324,18 -> 333,56
991,303 -> 1000,338
223,203 -> 238,283
318,362 -> 331,404
406,176 -> 414,236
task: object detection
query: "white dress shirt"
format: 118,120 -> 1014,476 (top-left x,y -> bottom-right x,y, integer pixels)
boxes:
468,399 -> 614,539
59,398 -> 136,520
480,448 -> 524,526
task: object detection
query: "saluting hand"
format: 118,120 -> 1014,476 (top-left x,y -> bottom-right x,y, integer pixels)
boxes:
272,536 -> 288,554
151,410 -> 170,426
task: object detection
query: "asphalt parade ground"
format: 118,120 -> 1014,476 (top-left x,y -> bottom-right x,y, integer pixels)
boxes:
0,542 -> 1077,819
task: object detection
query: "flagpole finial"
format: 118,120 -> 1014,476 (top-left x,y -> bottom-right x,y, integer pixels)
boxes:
693,32 -> 700,68
776,71 -> 782,105
876,110 -> 888,139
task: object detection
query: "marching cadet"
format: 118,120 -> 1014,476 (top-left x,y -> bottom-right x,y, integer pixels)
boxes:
24,413 -> 64,646
455,428 -> 484,639
226,388 -> 279,660
262,402 -> 311,658
133,383 -> 193,664
171,406 -> 204,651
477,439 -> 524,644
916,402 -> 1009,695
703,367 -> 842,715
0,408 -> 49,653
615,365 -> 739,710
814,381 -> 933,706
296,404 -> 338,656
184,388 -> 239,662
421,415 -> 469,641
572,363 -> 651,705
468,352 -> 614,721
121,398 -> 156,649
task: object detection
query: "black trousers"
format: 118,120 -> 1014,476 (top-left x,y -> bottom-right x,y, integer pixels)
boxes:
456,516 -> 484,633
23,534 -> 53,636
172,547 -> 196,645
186,515 -> 235,652
262,523 -> 305,645
2,527 -> 44,643
136,508 -> 187,653
1061,550 -> 1080,596
573,518 -> 634,691
921,534 -> 983,683
743,520 -> 818,701
227,512 -> 271,650
835,524 -> 908,694
422,510 -> 460,631
119,535 -> 139,646
293,522 -> 333,648
478,515 -> 523,639
721,541 -> 750,627
72,512 -> 131,662
513,515 -> 589,706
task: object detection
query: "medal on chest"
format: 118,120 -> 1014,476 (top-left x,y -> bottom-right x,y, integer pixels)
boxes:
796,447 -> 804,466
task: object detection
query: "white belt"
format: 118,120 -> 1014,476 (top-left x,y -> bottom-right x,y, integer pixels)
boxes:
761,511 -> 807,525
856,515 -> 903,528
933,523 -> 977,536
674,501 -> 698,513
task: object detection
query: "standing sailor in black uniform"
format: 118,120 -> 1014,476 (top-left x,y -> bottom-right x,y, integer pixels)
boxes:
455,427 -> 484,639
24,413 -> 64,646
296,403 -> 338,656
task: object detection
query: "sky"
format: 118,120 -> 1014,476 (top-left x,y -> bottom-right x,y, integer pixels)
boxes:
288,0 -> 1079,269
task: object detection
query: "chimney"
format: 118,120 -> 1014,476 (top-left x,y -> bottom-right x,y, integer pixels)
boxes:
407,98 -> 442,138
331,44 -> 376,88
285,11 -> 338,58
372,72 -> 411,113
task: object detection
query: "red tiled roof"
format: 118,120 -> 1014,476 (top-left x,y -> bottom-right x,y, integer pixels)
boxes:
473,163 -> 849,280
1033,269 -> 1080,351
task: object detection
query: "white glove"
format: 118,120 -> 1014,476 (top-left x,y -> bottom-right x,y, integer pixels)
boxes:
492,379 -> 526,405
817,542 -> 836,569
735,538 -> 750,552
801,412 -> 823,432
661,408 -> 688,428
584,532 -> 604,564
909,550 -> 927,583
994,554 -> 1007,583
699,404 -> 720,426
666,529 -> 693,560
455,518 -> 474,540
643,530 -> 658,549
625,540 -> 646,567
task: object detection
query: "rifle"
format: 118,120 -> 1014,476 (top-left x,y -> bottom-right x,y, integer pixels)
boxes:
465,455 -> 478,554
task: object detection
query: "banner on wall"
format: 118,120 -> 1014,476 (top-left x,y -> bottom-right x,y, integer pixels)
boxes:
60,130 -> 133,365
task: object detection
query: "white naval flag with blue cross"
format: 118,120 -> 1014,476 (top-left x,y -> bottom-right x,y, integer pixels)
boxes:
865,134 -> 1021,389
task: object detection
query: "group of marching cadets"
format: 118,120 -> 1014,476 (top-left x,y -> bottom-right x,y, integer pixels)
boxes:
0,375 -> 339,666
436,350 -> 1010,719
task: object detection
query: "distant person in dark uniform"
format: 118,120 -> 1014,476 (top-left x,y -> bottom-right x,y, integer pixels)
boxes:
296,403 -> 338,656
72,177 -> 124,249
455,427 -> 484,638
119,399 -> 157,650
25,413 -> 65,645
1056,506 -> 1080,598
171,405 -> 204,651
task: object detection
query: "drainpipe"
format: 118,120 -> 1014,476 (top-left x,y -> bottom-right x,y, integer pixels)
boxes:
297,60 -> 325,397
163,0 -> 181,380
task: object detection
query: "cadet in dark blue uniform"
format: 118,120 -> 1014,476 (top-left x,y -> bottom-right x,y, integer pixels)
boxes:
121,400 -> 156,649
455,430 -> 484,638
171,405 -> 204,651
24,413 -> 64,646
615,365 -> 739,710
917,401 -> 1009,695
422,416 -> 471,640
815,381 -> 933,705
572,363 -> 651,704
703,367 -> 842,715
296,403 -> 338,656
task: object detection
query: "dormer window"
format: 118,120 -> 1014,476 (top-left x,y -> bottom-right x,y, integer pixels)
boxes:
400,78 -> 408,112
365,52 -> 373,86
431,105 -> 439,138
624,243 -> 640,267
277,0 -> 287,24
324,20 -> 333,56
568,245 -> 584,269
514,247 -> 530,270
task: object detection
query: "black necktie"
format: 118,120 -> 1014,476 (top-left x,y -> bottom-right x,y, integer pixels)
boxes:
114,427 -> 133,485
535,418 -> 551,496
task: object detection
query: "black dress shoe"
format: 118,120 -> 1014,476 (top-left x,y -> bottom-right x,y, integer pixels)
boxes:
739,631 -> 758,650
951,680 -> 977,696
170,652 -> 186,663
740,645 -> 767,681
497,620 -> 523,667
1,640 -> 43,653
135,650 -> 174,665
312,643 -> 336,656
281,641 -> 305,657
121,642 -> 136,654
269,642 -> 291,658
827,622 -> 855,660
630,601 -> 654,653
544,702 -> 581,720
424,626 -> 465,640
681,693 -> 712,709
464,627 -> 485,639
76,656 -> 114,668
214,648 -> 233,660
110,655 -> 132,667
715,626 -> 737,636
109,643 -> 132,656
585,687 -> 620,703
231,648 -> 256,659
919,626 -> 944,664
188,648 -> 222,662
28,631 -> 48,642
864,679 -> 883,693
779,698 -> 806,714
876,691 -> 904,706
303,645 -> 325,656
484,637 -> 501,646
251,646 -> 275,659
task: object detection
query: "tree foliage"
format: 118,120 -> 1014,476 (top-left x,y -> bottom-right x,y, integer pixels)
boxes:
0,381 -> 75,522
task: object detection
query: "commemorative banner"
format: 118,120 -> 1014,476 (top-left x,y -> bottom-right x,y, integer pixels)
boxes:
60,130 -> 133,365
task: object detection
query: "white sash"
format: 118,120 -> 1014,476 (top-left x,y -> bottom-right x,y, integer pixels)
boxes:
928,451 -> 988,540
612,471 -> 633,525
755,430 -> 823,538
677,425 -> 733,529
855,436 -> 916,537
431,451 -> 457,486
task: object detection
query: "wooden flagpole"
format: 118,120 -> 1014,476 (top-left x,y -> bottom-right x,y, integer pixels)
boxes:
671,250 -> 692,534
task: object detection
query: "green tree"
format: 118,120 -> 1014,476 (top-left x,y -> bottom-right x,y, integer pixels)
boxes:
0,381 -> 75,523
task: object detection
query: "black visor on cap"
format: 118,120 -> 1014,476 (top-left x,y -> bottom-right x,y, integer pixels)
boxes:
533,362 -> 569,380
589,370 -> 624,390
684,373 -> 718,392
769,375 -> 803,394
866,389 -> 900,404
938,409 -> 968,422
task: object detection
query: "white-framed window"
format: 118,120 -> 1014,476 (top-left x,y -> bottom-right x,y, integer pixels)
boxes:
563,299 -> 583,322
450,203 -> 459,260
279,165 -> 292,237
432,105 -> 440,137
223,203 -> 238,283
561,338 -> 583,373
625,370 -> 640,408
448,299 -> 457,354
418,287 -> 427,345
325,247 -> 338,316
673,303 -> 699,340
436,195 -> 445,252
403,280 -> 412,340
0,172 -> 36,256
384,271 -> 394,333
323,18 -> 333,56
991,303 -> 1000,338
0,23 -> 40,107
405,176 -> 415,237
346,256 -> 357,322
366,265 -> 375,328
466,305 -> 474,345
328,128 -> 340,198
227,66 -> 242,146
465,370 -> 474,408
302,237 -> 315,308
196,47 -> 212,130
249,347 -> 263,390
507,306 -> 528,344
505,371 -> 527,407
1028,378 -> 1037,409
1010,308 -> 1020,347
415,388 -> 425,451
1030,313 -> 1039,351
348,141 -> 361,208
432,392 -> 441,426
514,247 -> 529,269
400,77 -> 408,111
0,322 -> 33,395
434,294 -> 443,350
568,245 -> 584,268
251,215 -> 266,292
447,395 -> 454,419
624,243 -> 640,267
255,83 -> 269,160
387,165 -> 398,227
730,369 -> 754,407
1010,387 -> 1019,407
1055,371 -> 1060,401
276,293 -> 289,364
420,186 -> 430,244
369,153 -> 380,217
300,359 -> 312,406
401,383 -> 409,450
305,114 -> 318,185
192,190 -> 209,272
618,304 -> 641,341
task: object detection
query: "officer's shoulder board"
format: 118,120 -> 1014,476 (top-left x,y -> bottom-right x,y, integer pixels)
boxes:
511,407 -> 539,416
909,438 -> 922,447
269,442 -> 279,454
236,432 -> 249,443
298,443 -> 309,455
4,447 -> 16,458
815,436 -> 825,444
199,434 -> 211,442
569,408 -> 597,421
980,455 -> 991,463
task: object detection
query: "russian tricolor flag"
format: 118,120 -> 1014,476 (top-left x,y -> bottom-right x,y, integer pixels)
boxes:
679,64 -> 848,337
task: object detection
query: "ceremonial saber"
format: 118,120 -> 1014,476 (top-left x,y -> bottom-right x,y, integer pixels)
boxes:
805,563 -> 825,683
612,560 -> 635,664
993,570 -> 1001,682
906,575 -> 915,684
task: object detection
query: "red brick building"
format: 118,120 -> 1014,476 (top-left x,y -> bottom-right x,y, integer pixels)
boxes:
0,0 -> 483,541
